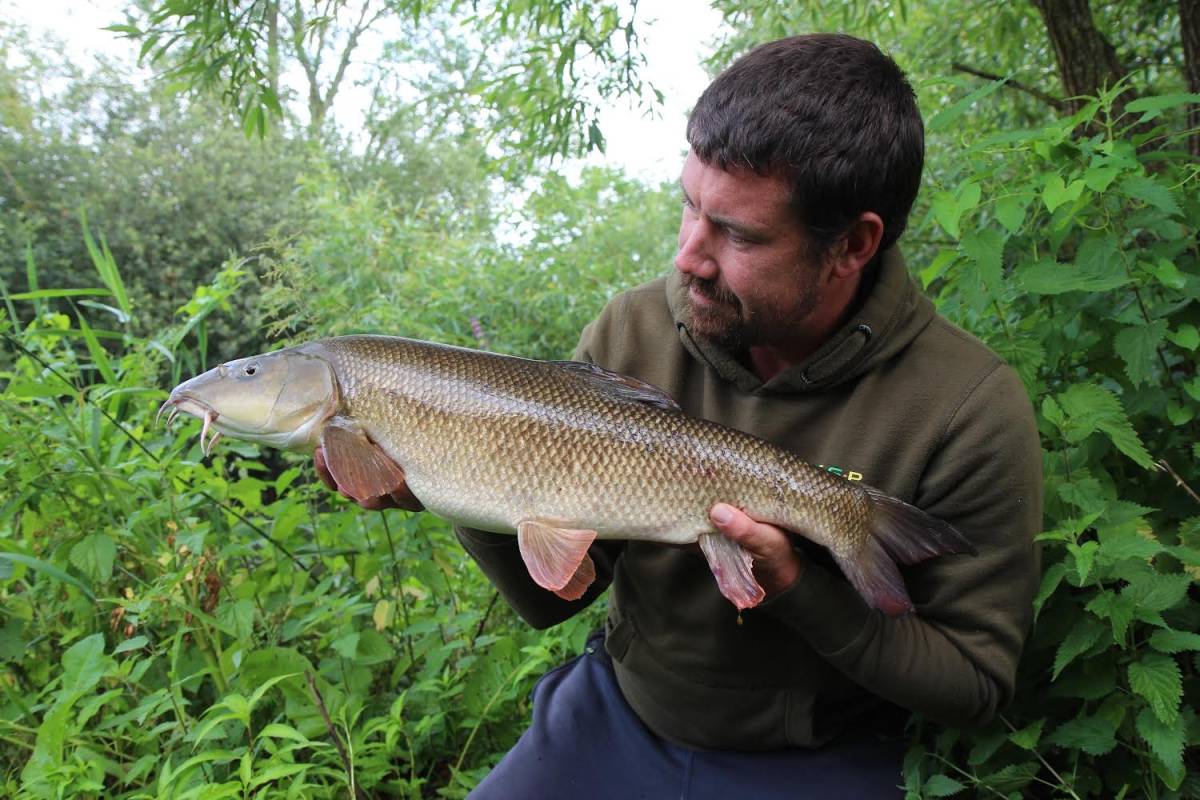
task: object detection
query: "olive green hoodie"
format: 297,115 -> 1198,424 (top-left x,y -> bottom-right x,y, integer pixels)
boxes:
457,249 -> 1042,750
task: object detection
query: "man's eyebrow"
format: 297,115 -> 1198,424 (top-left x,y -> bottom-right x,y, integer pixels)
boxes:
679,180 -> 767,240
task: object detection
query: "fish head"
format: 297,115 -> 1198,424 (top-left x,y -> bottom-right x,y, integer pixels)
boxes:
161,349 -> 338,452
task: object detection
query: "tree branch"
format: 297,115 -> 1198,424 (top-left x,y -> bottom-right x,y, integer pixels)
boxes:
951,63 -> 1067,111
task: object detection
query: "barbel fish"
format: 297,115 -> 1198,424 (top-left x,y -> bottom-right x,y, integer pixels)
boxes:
160,335 -> 975,613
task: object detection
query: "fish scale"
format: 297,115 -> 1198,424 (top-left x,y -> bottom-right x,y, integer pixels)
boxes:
316,336 -> 842,545
163,334 -> 976,613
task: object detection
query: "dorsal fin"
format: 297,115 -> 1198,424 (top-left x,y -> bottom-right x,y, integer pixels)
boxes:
550,360 -> 681,412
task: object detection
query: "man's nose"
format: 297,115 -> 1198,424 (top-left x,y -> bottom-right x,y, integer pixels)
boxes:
675,218 -> 718,281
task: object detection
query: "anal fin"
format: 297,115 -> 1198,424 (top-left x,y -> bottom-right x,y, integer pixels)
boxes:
699,533 -> 766,610
320,419 -> 409,505
517,520 -> 598,600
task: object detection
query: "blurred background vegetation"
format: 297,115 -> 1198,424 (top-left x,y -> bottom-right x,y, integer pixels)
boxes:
1,0 -> 1198,797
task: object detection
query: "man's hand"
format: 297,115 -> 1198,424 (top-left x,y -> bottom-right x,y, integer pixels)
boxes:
314,446 -> 425,512
709,504 -> 805,597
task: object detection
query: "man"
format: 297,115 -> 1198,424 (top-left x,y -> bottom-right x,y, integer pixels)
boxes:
319,33 -> 1042,798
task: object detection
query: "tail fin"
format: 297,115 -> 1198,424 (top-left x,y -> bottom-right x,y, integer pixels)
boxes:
833,487 -> 976,616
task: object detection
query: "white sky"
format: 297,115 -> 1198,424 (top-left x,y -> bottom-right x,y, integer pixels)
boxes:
4,0 -> 725,183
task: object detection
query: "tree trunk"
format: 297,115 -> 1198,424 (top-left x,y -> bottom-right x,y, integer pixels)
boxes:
1181,0 -> 1200,156
1029,0 -> 1130,118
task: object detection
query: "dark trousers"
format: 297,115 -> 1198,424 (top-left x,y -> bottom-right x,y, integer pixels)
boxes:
469,634 -> 906,799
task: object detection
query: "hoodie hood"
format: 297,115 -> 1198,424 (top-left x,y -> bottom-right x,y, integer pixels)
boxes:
665,247 -> 936,395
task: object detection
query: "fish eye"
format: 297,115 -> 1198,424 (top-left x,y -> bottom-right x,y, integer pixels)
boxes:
242,363 -> 259,377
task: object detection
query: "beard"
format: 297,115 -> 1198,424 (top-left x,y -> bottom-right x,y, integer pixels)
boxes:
679,272 -> 822,353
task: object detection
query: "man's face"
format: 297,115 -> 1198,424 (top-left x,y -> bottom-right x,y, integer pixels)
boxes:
675,151 -> 826,353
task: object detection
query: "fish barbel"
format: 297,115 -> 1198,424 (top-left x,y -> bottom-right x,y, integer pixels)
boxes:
160,335 -> 975,613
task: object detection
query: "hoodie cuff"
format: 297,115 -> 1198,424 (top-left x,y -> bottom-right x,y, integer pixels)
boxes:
758,562 -> 873,655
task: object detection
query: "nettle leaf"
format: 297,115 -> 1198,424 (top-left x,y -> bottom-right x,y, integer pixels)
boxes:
1119,175 -> 1182,217
923,774 -> 966,797
933,182 -> 982,239
932,190 -> 963,239
1097,524 -> 1162,565
1128,653 -> 1182,724
978,762 -> 1039,794
1049,656 -> 1118,701
1083,164 -> 1120,192
1168,400 -> 1196,426
1166,323 -> 1199,351
1113,321 -> 1167,387
1016,236 -> 1129,295
1043,174 -> 1086,213
990,336 -> 1044,391
1009,718 -> 1045,750
1053,614 -> 1106,679
1068,540 -> 1100,584
1144,258 -> 1187,290
1099,500 -> 1157,529
994,196 -> 1029,235
1047,712 -> 1118,756
919,248 -> 959,288
1038,512 -> 1102,547
1136,706 -> 1186,776
1125,572 -> 1190,613
1057,476 -> 1105,511
69,533 -> 116,582
966,726 -> 1008,765
1055,384 -> 1153,468
1086,591 -> 1135,642
1149,630 -> 1200,654
1033,561 -> 1067,620
961,228 -> 1006,291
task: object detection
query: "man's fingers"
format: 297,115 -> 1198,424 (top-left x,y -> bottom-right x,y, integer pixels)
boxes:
709,503 -> 779,552
709,503 -> 804,596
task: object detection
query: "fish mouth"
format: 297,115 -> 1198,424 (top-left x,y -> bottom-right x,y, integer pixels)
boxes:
157,394 -> 224,456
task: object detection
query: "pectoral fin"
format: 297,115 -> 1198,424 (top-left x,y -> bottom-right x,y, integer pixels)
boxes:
517,520 -> 597,601
320,418 -> 409,504
699,533 -> 766,610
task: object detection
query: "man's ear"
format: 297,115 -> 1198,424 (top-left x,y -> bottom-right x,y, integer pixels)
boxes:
829,212 -> 885,279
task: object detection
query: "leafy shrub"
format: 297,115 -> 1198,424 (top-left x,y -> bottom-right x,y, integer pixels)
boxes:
901,87 -> 1199,799
0,257 -> 597,798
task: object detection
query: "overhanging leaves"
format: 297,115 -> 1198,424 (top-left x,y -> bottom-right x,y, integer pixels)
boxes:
1054,384 -> 1153,468
1128,653 -> 1183,724
1113,320 -> 1166,387
1047,712 -> 1118,756
1015,237 -> 1130,295
1135,707 -> 1186,776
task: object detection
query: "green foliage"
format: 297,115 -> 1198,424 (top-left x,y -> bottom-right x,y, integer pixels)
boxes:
259,164 -> 679,358
118,0 -> 656,161
0,49 -> 314,362
0,248 -> 601,797
898,85 -> 1199,800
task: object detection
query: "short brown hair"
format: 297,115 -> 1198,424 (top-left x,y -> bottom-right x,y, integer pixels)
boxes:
687,34 -> 924,258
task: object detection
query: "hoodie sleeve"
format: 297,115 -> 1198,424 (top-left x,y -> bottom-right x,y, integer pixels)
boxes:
760,362 -> 1042,727
453,305 -> 627,630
